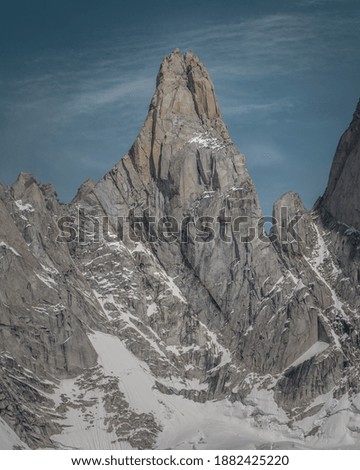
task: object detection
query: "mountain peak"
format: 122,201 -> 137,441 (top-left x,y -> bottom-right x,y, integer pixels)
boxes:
11,172 -> 38,200
351,98 -> 360,123
152,49 -> 221,123
123,50 -> 230,185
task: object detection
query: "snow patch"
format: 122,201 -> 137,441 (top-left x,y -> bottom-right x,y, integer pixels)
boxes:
131,243 -> 150,254
189,133 -> 224,150
40,263 -> 59,275
0,417 -> 27,449
36,273 -> 57,290
157,376 -> 208,392
147,303 -> 157,317
88,331 -> 160,414
50,377 -> 132,450
244,325 -> 253,336
155,272 -> 186,303
0,241 -> 20,257
15,200 -> 34,212
202,191 -> 215,199
305,224 -> 347,344
247,386 -> 288,422
198,321 -> 232,371
289,341 -> 329,369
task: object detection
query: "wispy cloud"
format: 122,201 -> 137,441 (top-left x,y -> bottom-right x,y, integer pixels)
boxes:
63,77 -> 154,116
4,11 -> 358,126
221,98 -> 294,116
176,12 -> 359,82
298,0 -> 353,5
242,142 -> 286,168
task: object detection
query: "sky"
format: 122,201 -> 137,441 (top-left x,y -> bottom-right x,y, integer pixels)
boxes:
1,0 -> 359,216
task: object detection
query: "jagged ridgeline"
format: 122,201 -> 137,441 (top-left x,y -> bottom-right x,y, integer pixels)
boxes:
0,49 -> 360,449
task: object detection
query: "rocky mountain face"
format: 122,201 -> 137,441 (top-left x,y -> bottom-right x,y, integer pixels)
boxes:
1,50 -> 360,450
319,100 -> 360,231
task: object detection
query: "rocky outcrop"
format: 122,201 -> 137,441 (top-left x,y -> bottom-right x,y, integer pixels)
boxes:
0,174 -> 106,446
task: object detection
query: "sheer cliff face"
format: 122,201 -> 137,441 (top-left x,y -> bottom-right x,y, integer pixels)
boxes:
1,50 -> 360,450
316,99 -> 360,294
320,100 -> 360,230
78,50 -> 321,378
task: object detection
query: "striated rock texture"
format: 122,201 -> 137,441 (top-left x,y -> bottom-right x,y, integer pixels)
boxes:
1,50 -> 360,450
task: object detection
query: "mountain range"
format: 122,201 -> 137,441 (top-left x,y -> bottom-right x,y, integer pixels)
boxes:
1,49 -> 360,450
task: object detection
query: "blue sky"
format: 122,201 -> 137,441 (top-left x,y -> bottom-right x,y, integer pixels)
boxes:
1,0 -> 359,215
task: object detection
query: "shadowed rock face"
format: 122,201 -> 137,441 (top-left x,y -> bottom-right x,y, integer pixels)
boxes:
1,50 -> 360,449
320,99 -> 360,230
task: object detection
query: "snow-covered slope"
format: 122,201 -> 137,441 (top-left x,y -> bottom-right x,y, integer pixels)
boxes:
0,418 -> 27,450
